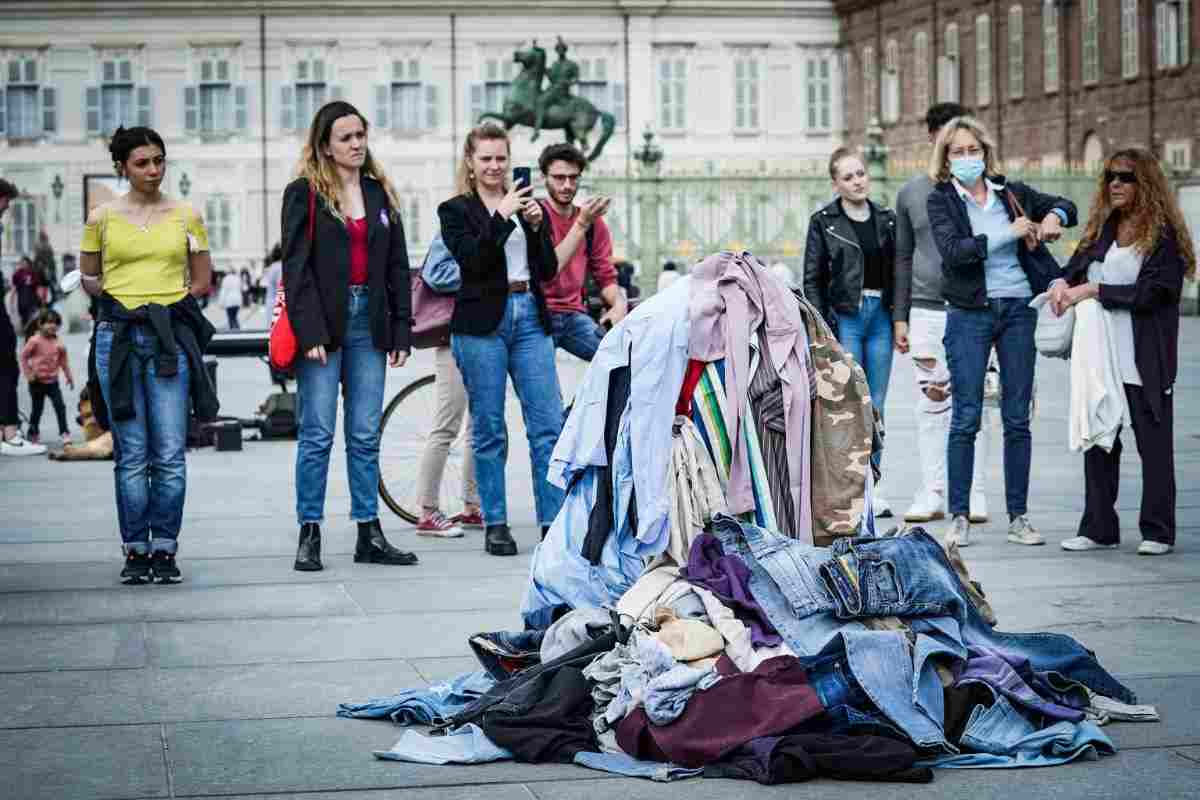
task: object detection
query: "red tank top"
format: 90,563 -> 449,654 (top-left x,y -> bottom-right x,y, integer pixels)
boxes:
347,217 -> 368,285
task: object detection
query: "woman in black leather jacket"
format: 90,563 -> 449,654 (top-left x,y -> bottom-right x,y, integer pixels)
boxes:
803,146 -> 897,508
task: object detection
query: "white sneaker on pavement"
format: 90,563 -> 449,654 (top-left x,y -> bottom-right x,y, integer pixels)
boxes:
1006,515 -> 1045,546
1060,536 -> 1118,552
1136,541 -> 1173,556
1,434 -> 47,457
945,515 -> 971,548
904,488 -> 946,523
969,491 -> 989,523
873,492 -> 893,519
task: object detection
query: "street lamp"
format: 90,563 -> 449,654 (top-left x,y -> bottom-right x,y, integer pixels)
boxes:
51,174 -> 63,223
632,126 -> 664,175
179,172 -> 191,198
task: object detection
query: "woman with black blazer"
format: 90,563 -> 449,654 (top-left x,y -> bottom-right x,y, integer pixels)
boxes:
437,123 -> 563,557
926,115 -> 1077,550
281,101 -> 417,572
1051,148 -> 1195,555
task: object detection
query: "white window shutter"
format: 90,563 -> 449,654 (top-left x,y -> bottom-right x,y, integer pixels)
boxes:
612,82 -> 626,128
0,88 -> 6,136
425,84 -> 438,129
1183,0 -> 1192,66
374,84 -> 390,130
234,85 -> 248,131
41,86 -> 57,134
136,86 -> 152,126
280,85 -> 295,131
85,85 -> 101,135
469,82 -> 483,124
184,85 -> 198,132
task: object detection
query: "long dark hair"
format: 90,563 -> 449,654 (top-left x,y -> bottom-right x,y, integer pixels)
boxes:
294,101 -> 401,222
108,126 -> 166,174
1079,148 -> 1197,279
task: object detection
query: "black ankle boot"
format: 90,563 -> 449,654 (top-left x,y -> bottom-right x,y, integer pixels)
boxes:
354,520 -> 419,565
294,523 -> 323,571
485,524 -> 518,556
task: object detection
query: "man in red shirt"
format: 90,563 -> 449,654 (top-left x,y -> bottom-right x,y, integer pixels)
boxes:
537,143 -> 627,362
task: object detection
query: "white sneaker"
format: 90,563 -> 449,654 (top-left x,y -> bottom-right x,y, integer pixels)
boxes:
1137,541 -> 1173,556
1,434 -> 47,457
1061,536 -> 1118,552
904,488 -> 946,523
1006,515 -> 1045,546
945,515 -> 971,548
969,491 -> 989,523
873,493 -> 893,519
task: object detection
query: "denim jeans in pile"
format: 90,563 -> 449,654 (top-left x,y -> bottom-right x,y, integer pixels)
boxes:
337,668 -> 495,726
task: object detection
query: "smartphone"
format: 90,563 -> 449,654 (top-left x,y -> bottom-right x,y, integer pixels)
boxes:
513,166 -> 532,191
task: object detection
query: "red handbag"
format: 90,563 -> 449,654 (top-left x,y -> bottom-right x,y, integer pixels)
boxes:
268,188 -> 315,370
410,272 -> 453,349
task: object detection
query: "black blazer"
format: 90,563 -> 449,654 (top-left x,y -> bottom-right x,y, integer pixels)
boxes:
1064,214 -> 1187,423
437,193 -> 558,336
280,176 -> 411,354
927,176 -> 1077,309
802,198 -> 898,324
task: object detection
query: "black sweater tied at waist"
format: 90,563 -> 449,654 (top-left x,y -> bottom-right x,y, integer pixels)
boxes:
95,292 -> 219,424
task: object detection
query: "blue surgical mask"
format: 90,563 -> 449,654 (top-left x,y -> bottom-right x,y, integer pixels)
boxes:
949,157 -> 986,185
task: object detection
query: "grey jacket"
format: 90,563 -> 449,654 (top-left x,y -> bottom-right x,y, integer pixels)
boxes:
892,174 -> 943,321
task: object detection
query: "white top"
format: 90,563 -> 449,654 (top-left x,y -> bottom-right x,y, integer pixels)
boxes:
1088,242 -> 1144,386
219,272 -> 242,308
504,220 -> 530,282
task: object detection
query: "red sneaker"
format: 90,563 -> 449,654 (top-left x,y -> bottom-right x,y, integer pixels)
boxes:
449,510 -> 485,530
415,510 -> 463,538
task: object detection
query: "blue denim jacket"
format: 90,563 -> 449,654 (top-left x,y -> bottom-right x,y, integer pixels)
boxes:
421,233 -> 462,295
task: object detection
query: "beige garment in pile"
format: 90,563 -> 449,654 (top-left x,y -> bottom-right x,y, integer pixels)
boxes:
651,606 -> 725,662
648,416 -> 728,571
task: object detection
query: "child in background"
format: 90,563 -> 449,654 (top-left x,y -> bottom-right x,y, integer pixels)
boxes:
21,309 -> 74,444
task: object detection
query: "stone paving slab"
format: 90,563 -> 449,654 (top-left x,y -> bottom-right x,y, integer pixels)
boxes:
207,789 -> 539,800
0,659 -> 423,729
0,724 -> 169,800
0,621 -> 145,672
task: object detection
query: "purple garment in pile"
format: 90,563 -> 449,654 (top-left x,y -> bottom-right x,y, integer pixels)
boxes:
682,533 -> 782,647
957,645 -> 1087,723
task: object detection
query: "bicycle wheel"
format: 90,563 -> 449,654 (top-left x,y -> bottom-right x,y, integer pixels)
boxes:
378,375 -> 449,522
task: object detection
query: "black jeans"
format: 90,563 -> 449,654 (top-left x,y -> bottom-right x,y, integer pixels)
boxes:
28,381 -> 69,437
1080,384 -> 1175,546
225,306 -> 240,330
0,314 -> 18,427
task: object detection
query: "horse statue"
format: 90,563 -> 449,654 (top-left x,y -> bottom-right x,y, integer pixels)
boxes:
477,42 -> 615,163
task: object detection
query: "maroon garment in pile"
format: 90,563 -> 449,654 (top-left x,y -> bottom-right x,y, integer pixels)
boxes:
615,655 -> 825,768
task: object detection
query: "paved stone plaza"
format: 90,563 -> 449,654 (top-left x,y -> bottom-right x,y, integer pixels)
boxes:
1,316 -> 1198,800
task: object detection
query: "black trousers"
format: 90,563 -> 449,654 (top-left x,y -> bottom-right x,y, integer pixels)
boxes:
28,381 -> 69,436
0,314 -> 18,427
1079,384 -> 1175,546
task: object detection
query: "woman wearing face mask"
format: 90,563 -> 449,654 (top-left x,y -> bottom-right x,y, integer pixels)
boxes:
803,146 -> 898,513
1050,149 -> 1195,555
437,123 -> 563,557
281,101 -> 417,572
926,116 -> 1077,549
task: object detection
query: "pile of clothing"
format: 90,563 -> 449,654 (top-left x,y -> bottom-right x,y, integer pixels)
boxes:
341,252 -> 1155,785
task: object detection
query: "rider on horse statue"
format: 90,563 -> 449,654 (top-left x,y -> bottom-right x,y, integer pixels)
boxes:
534,37 -> 579,142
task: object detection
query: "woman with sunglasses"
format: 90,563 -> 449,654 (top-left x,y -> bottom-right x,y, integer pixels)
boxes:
926,116 -> 1077,549
803,146 -> 898,514
1051,149 -> 1195,555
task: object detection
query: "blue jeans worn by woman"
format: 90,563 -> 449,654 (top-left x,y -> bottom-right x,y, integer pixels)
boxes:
943,298 -> 1036,517
295,286 -> 387,524
95,322 -> 190,554
451,292 -> 565,527
836,294 -> 894,468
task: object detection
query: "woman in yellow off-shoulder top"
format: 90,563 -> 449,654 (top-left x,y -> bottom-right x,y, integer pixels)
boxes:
79,125 -> 213,586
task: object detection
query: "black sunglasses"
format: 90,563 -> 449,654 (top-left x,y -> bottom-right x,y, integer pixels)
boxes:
1104,170 -> 1137,185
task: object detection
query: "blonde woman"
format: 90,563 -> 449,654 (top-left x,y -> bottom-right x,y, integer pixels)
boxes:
437,123 -> 562,556
926,115 -> 1077,549
281,101 -> 416,571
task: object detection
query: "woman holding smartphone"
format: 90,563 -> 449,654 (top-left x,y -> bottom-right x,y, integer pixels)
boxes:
438,123 -> 564,556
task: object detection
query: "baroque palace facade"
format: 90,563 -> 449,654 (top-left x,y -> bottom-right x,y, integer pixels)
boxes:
0,0 -> 843,275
